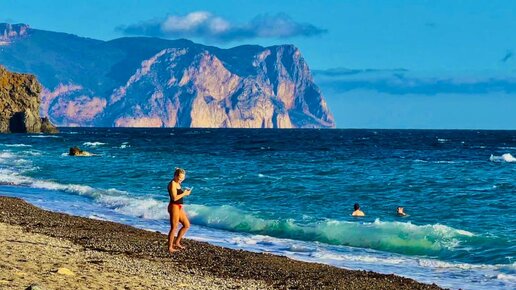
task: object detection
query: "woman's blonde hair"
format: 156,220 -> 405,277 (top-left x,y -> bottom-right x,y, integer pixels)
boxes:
174,167 -> 186,177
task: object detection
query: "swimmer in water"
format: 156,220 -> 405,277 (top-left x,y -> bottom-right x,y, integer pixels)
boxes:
396,206 -> 407,216
351,203 -> 365,217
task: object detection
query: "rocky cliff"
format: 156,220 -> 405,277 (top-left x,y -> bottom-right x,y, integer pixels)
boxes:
0,66 -> 58,133
103,45 -> 333,128
0,24 -> 335,128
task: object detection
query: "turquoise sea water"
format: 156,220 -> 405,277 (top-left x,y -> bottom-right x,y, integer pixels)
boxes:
0,128 -> 515,289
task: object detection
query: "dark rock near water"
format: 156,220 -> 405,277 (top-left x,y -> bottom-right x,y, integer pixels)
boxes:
68,146 -> 93,156
0,66 -> 58,133
41,117 -> 59,134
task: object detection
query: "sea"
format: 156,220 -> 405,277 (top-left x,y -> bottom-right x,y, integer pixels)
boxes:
0,128 -> 515,289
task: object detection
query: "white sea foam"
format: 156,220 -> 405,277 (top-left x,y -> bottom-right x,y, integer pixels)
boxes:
490,153 -> 516,163
0,152 -> 16,159
13,159 -> 31,165
309,250 -> 515,289
27,135 -> 60,138
32,180 -> 97,196
0,149 -> 36,170
4,144 -> 32,147
21,150 -> 42,156
417,259 -> 498,270
414,159 -> 462,164
230,236 -> 262,246
0,167 -> 159,219
88,214 -> 109,221
497,273 -> 516,282
98,194 -> 167,220
257,173 -> 280,180
456,229 -> 475,237
287,244 -> 315,253
313,251 -> 407,265
473,145 -> 487,149
83,141 -> 106,147
0,166 -> 99,197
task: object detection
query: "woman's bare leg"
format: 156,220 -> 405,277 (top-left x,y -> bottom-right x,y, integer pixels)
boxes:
174,209 -> 190,248
168,205 -> 180,253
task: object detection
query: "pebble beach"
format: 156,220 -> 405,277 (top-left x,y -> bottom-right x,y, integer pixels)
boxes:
0,196 -> 443,289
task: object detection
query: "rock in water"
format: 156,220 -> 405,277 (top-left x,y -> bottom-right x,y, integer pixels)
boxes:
0,66 -> 58,133
41,117 -> 59,134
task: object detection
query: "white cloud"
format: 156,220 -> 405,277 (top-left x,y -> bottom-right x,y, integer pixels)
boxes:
119,11 -> 326,42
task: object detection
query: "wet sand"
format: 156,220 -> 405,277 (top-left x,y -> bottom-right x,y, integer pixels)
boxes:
0,196 -> 444,289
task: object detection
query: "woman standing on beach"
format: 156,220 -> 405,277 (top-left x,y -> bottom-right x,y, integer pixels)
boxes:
167,168 -> 192,253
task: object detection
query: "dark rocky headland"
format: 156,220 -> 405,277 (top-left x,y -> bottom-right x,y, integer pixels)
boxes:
0,65 -> 58,133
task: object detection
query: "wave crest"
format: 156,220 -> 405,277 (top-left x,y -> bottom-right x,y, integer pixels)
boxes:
186,204 -> 474,256
83,142 -> 106,147
490,153 -> 516,163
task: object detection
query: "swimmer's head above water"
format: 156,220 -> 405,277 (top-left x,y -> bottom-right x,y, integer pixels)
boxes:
352,203 -> 365,217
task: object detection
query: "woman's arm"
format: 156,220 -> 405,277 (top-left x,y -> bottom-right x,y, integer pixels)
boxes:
168,182 -> 191,201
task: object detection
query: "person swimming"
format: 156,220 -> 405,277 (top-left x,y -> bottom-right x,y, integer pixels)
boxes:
351,203 -> 365,217
167,167 -> 192,253
396,206 -> 407,216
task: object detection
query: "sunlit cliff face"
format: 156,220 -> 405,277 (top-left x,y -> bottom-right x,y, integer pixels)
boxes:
1,25 -> 334,128
98,46 -> 334,128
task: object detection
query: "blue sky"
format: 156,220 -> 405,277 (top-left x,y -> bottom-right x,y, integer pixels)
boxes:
3,0 -> 516,129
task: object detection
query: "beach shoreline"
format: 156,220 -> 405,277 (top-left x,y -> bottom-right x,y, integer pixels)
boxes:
0,196 -> 443,289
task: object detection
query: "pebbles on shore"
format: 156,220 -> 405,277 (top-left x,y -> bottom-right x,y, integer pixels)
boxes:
0,196 -> 443,289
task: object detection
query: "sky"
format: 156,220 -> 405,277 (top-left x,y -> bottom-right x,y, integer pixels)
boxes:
3,0 -> 516,129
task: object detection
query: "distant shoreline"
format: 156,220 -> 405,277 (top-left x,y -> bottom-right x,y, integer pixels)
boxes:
0,196 -> 442,289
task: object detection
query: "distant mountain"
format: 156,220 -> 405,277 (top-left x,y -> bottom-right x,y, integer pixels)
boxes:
0,23 -> 334,128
